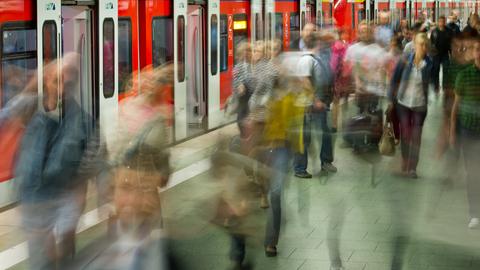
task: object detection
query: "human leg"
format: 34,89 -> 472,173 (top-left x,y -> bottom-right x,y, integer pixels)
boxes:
265,148 -> 290,251
294,113 -> 311,176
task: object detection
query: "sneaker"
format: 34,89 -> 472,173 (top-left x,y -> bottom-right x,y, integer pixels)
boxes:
322,163 -> 338,173
295,171 -> 312,178
469,218 -> 480,229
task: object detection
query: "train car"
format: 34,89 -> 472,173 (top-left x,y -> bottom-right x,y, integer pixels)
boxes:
265,0 -> 300,50
118,0 -> 139,99
0,0 -> 36,207
374,0 -> 390,24
437,0 -> 449,21
392,0 -> 408,27
0,0 -> 119,208
218,0 -> 250,127
347,0 -> 367,35
300,0 -> 316,28
317,0 -> 334,28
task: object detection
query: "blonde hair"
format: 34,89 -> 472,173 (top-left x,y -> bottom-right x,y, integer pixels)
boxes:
414,32 -> 430,48
235,41 -> 251,62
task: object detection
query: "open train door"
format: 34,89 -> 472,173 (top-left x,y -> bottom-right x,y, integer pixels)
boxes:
187,2 -> 207,136
208,0 -> 221,129
174,0 -> 188,141
98,0 -> 118,138
37,0 -> 62,116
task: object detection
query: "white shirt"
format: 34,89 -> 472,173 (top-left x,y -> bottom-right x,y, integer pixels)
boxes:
398,60 -> 426,108
359,43 -> 389,96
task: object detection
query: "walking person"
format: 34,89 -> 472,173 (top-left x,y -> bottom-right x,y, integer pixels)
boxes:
330,28 -> 352,133
388,33 -> 432,178
231,42 -> 254,138
450,37 -> 480,229
294,26 -> 337,179
16,54 -> 91,270
430,16 -> 452,93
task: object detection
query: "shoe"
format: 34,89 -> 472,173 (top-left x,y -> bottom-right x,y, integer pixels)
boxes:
265,246 -> 277,257
408,170 -> 418,179
469,218 -> 480,229
331,127 -> 338,133
260,194 -> 269,209
322,163 -> 337,173
295,171 -> 312,178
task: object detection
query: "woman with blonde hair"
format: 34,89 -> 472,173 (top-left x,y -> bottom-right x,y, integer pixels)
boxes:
388,33 -> 432,178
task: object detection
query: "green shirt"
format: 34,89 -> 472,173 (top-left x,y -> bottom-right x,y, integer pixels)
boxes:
455,64 -> 480,132
444,60 -> 468,91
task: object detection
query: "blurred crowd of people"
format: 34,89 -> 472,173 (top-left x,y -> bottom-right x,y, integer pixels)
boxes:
225,10 -> 480,270
1,8 -> 480,270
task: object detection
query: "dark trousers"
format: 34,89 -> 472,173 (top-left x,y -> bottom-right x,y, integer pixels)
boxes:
396,104 -> 427,172
230,233 -> 246,263
459,127 -> 480,218
432,54 -> 449,92
294,110 -> 333,173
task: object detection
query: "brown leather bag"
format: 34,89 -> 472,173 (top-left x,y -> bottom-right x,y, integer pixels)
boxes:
379,122 -> 396,156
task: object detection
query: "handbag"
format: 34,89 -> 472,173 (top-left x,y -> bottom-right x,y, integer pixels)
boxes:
379,121 -> 396,156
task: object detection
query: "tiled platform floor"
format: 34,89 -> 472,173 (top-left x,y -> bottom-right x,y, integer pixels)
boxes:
5,95 -> 480,270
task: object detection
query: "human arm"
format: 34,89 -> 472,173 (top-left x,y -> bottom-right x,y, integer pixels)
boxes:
450,93 -> 460,147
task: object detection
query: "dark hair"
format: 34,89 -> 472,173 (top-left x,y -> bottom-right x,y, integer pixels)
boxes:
438,15 -> 446,21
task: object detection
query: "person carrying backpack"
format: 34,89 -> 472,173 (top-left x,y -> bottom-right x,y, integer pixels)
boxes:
293,25 -> 337,178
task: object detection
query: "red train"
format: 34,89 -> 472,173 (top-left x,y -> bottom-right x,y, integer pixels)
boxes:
0,0 -> 479,208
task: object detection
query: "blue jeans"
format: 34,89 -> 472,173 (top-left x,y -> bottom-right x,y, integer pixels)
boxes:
294,110 -> 333,173
265,147 -> 290,247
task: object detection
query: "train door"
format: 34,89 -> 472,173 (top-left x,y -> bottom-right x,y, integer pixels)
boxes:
61,5 -> 94,135
37,0 -> 62,116
187,4 -> 207,136
208,0 -> 221,129
98,0 -> 119,137
174,0 -> 188,141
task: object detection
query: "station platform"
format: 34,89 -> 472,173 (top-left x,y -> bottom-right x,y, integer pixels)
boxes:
2,95 -> 480,270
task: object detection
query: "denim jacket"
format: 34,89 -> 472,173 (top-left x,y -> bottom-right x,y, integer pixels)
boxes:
16,100 -> 90,202
388,53 -> 432,108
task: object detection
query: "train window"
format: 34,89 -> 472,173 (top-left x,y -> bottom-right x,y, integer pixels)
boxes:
42,21 -> 58,111
220,15 -> 227,72
177,16 -> 185,82
42,21 -> 57,64
211,14 -> 218,75
102,18 -> 115,98
118,18 -> 132,94
275,13 -> 283,49
1,25 -> 37,106
290,13 -> 300,49
2,29 -> 36,54
152,17 -> 174,68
